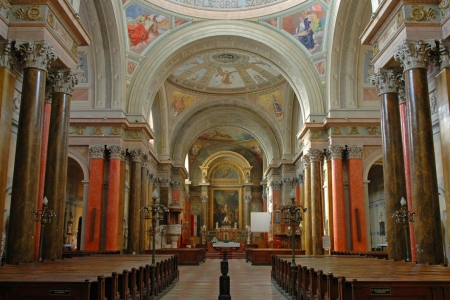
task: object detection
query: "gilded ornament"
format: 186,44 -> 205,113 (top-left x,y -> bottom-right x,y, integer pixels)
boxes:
14,5 -> 44,21
0,0 -> 11,18
367,127 -> 381,135
111,127 -> 120,135
46,13 -> 54,27
332,127 -> 342,135
127,131 -> 140,139
349,127 -> 360,135
93,127 -> 103,135
397,11 -> 404,26
407,5 -> 437,22
69,127 -> 85,135
439,0 -> 450,10
311,131 -> 322,139
373,43 -> 379,55
71,44 -> 78,57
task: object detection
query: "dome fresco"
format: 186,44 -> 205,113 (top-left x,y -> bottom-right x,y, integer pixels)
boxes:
167,51 -> 285,94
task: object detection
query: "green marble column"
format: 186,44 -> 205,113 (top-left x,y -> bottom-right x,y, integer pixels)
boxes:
7,41 -> 56,264
394,40 -> 443,264
302,155 -> 312,255
128,149 -> 142,254
308,149 -> 324,255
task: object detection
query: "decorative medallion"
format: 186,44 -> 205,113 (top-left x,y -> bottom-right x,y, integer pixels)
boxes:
69,127 -> 85,135
407,5 -> 437,21
46,12 -> 54,26
349,127 -> 360,135
111,127 -> 121,135
93,127 -> 103,135
332,127 -> 342,135
14,5 -> 44,21
366,127 -> 381,135
127,131 -> 140,139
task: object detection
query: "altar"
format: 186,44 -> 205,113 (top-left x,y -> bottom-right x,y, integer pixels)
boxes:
215,226 -> 238,241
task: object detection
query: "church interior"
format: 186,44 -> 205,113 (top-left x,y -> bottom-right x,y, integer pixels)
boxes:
2,0 -> 450,298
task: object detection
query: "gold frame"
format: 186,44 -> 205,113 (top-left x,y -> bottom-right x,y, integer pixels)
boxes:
210,188 -> 243,229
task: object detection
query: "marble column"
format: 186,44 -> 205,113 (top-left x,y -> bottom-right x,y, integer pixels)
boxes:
105,145 -> 124,251
0,41 -> 16,252
370,69 -> 408,261
139,154 -> 149,254
398,86 -> 416,261
329,145 -> 346,251
128,149 -> 142,254
80,180 -> 89,250
436,44 -> 450,265
297,173 -> 305,250
302,155 -> 312,255
394,40 -> 444,264
43,69 -> 78,260
324,153 -> 334,250
309,149 -> 324,255
244,195 -> 251,228
117,155 -> 126,252
84,146 -> 105,251
7,41 -> 56,264
347,146 -> 368,251
282,178 -> 294,205
200,184 -> 209,228
270,180 -> 281,247
35,84 -> 52,260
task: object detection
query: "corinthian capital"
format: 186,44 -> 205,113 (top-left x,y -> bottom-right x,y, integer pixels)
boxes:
301,155 -> 310,168
129,149 -> 143,162
89,145 -> 104,159
328,145 -> 345,159
393,40 -> 432,71
270,181 -> 282,190
369,69 -> 402,95
0,40 -> 16,69
347,145 -> 363,159
308,148 -> 323,162
171,180 -> 182,190
282,178 -> 294,188
108,145 -> 124,160
14,41 -> 57,71
438,40 -> 450,68
48,69 -> 78,94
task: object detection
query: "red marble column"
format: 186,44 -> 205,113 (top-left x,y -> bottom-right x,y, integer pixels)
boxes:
347,146 -> 368,252
117,157 -> 126,252
128,149 -> 142,254
309,149 -> 324,255
84,145 -> 105,251
399,98 -> 416,262
7,41 -> 56,264
329,145 -> 347,251
302,155 -> 312,255
43,69 -> 78,260
395,41 -> 443,264
105,145 -> 124,251
0,43 -> 16,253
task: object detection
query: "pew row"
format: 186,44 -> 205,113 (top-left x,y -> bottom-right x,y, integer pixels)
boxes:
331,250 -> 388,260
0,254 -> 178,300
246,248 -> 306,265
145,248 -> 206,265
272,255 -> 450,300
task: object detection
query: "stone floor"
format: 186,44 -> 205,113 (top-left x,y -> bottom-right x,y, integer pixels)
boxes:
161,259 -> 287,299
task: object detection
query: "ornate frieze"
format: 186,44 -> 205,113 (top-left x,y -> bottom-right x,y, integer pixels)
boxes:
14,41 -> 57,71
308,148 -> 323,162
159,178 -> 171,187
369,69 -> 402,95
440,1 -> 450,18
171,180 -> 182,190
48,69 -> 78,95
108,145 -> 124,160
347,145 -> 363,159
394,40 -> 432,71
328,145 -> 344,159
129,149 -> 143,163
89,145 -> 104,159
14,5 -> 45,21
270,181 -> 282,190
407,5 -> 438,22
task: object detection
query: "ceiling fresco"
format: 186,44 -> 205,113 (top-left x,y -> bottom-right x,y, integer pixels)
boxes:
167,51 -> 285,94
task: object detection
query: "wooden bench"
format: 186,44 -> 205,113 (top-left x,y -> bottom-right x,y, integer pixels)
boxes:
272,255 -> 450,300
0,254 -> 178,300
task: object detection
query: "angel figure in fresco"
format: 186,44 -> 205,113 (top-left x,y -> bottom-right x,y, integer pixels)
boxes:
215,67 -> 236,85
127,13 -> 159,46
292,11 -> 324,51
170,95 -> 185,117
269,94 -> 283,119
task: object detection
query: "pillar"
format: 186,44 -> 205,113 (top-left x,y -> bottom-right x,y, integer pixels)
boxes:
309,149 -> 324,255
329,145 -> 346,251
118,155 -> 126,252
324,153 -> 334,251
297,173 -> 305,250
80,180 -> 89,250
128,149 -> 142,254
244,195 -> 251,228
302,155 -> 312,255
139,154 -> 149,254
347,146 -> 368,252
43,69 -> 78,260
370,69 -> 408,261
7,41 -> 56,264
394,40 -> 444,264
282,178 -> 294,205
84,145 -> 105,251
105,145 -> 124,251
0,41 -> 16,251
200,184 -> 209,229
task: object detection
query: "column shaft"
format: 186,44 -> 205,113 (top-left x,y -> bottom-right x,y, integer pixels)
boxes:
139,162 -> 148,254
347,150 -> 368,251
7,67 -> 47,264
310,151 -> 323,255
303,160 -> 312,255
406,68 -> 443,263
117,159 -> 126,252
0,66 -> 15,252
43,90 -> 72,260
381,92 -> 408,261
331,157 -> 346,251
128,150 -> 142,254
84,147 -> 105,251
105,152 -> 121,251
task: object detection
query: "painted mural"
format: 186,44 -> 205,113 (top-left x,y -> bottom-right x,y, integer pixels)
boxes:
282,3 -> 327,54
213,166 -> 239,179
168,91 -> 195,117
213,189 -> 239,228
209,67 -> 245,88
125,4 -> 170,54
258,91 -> 284,121
198,127 -> 255,141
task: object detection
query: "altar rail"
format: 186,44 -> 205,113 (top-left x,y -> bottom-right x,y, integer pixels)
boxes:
272,255 -> 450,300
0,254 -> 178,300
246,248 -> 305,265
331,250 -> 388,260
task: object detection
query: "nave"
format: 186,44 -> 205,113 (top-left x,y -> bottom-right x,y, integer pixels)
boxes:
161,259 -> 285,300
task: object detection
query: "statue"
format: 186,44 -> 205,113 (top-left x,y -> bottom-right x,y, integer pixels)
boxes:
216,222 -> 219,229
201,224 -> 207,244
234,222 -> 237,229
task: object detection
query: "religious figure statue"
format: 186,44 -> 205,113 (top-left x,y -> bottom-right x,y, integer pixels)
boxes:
216,222 -> 219,229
